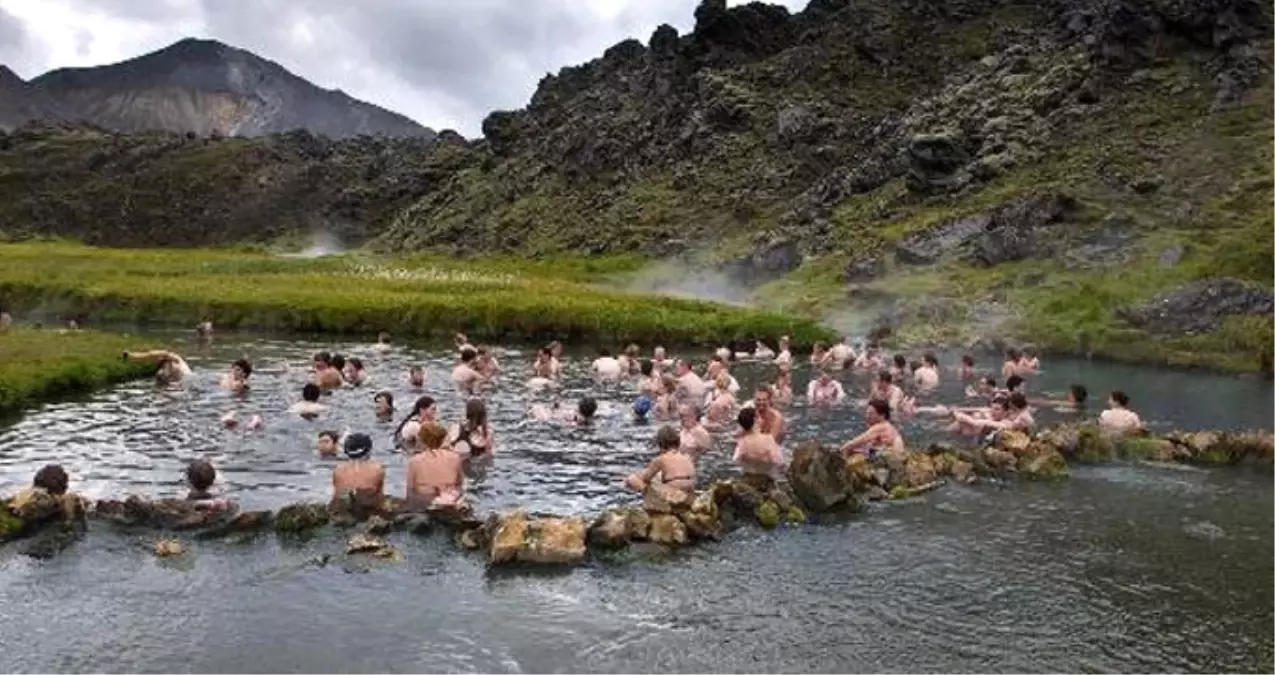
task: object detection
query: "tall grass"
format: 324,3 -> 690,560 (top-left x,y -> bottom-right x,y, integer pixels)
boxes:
0,242 -> 835,346
0,329 -> 155,416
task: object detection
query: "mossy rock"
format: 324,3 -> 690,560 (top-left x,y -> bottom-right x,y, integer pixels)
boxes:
888,485 -> 912,500
755,500 -> 782,529
1073,424 -> 1115,463
784,506 -> 807,525
0,503 -> 24,541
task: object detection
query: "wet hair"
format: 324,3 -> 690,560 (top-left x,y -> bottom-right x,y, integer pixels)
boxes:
737,406 -> 757,431
318,430 -> 339,443
680,403 -> 702,421
655,425 -> 680,451
302,383 -> 321,402
460,347 -> 477,363
1111,390 -> 1130,407
625,344 -> 640,357
348,357 -> 364,371
330,354 -> 346,371
313,351 -> 332,365
232,358 -> 253,378
1069,384 -> 1088,405
710,354 -> 725,364
877,370 -> 893,385
893,354 -> 907,369
409,365 -> 424,375
378,331 -> 390,343
393,396 -> 436,446
1006,374 -> 1024,392
1006,348 -> 1021,361
961,354 -> 975,367
599,348 -> 612,357
465,398 -> 488,429
908,359 -> 922,373
640,359 -> 653,376
755,385 -> 775,400
374,391 -> 394,409
991,398 -> 1009,412
923,352 -> 938,366
813,341 -> 827,351
418,422 -> 448,450
661,374 -> 679,394
1008,392 -> 1029,410
868,399 -> 891,421
578,397 -> 598,419
981,376 -> 997,388
716,373 -> 732,389
33,464 -> 69,495
185,459 -> 216,492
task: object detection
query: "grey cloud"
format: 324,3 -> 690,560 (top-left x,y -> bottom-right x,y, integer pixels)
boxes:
0,6 -> 30,67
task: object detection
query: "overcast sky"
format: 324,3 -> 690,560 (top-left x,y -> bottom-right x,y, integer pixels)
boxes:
0,0 -> 805,136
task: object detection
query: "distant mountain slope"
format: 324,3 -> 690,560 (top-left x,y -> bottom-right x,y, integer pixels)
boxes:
0,66 -> 68,130
23,38 -> 433,140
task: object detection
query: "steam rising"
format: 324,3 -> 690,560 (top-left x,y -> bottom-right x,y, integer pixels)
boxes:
283,230 -> 345,258
620,259 -> 753,306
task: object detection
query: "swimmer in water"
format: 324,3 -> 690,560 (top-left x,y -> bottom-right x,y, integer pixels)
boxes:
372,331 -> 392,354
1099,390 -> 1143,434
1001,348 -> 1027,379
331,433 -> 385,506
771,364 -> 795,404
889,354 -> 909,381
317,430 -> 340,458
406,423 -> 464,508
475,346 -> 501,379
394,395 -> 438,452
185,459 -> 235,512
593,349 -> 623,380
678,403 -> 714,458
840,400 -> 905,457
454,333 -> 471,352
811,342 -> 831,367
774,335 -> 792,366
626,425 -> 698,493
312,351 -> 343,391
913,352 -> 940,391
123,349 -> 193,384
289,383 -> 327,418
1005,374 -> 1025,395
753,386 -> 786,443
965,375 -> 998,400
855,344 -> 884,371
828,336 -> 854,369
733,407 -> 784,476
1018,347 -> 1040,374
704,356 -> 740,397
408,365 -> 426,391
219,410 -> 262,430
1029,384 -> 1088,413
652,346 -> 671,374
452,347 -> 484,395
373,391 -> 394,421
448,398 -> 494,458
958,354 -> 976,380
344,357 -> 368,386
637,359 -> 660,396
706,374 -> 738,426
195,320 -> 213,341
807,369 -> 846,406
869,370 -> 907,413
548,341 -> 564,375
218,358 -> 253,394
654,375 -> 679,419
530,397 -> 599,426
676,359 -> 707,402
619,343 -> 641,375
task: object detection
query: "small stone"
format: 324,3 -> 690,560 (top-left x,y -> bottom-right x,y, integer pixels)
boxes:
154,539 -> 185,557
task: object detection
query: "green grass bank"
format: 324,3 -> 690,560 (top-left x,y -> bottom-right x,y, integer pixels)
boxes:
0,328 -> 155,417
0,242 -> 834,346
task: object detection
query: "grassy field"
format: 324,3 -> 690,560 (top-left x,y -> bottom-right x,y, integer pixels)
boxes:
0,329 -> 155,417
0,242 -> 834,346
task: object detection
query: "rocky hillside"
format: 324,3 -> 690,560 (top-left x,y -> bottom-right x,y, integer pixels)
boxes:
9,38 -> 434,140
0,0 -> 1270,370
0,66 -> 69,130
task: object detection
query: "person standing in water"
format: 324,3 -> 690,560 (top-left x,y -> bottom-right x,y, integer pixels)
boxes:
678,403 -> 714,458
637,360 -> 661,396
219,358 -> 253,393
705,374 -> 738,425
373,391 -> 394,422
592,349 -> 623,380
626,425 -> 697,494
675,359 -> 707,402
395,395 -> 439,451
344,358 -> 368,386
448,399 -> 495,458
651,346 -> 671,374
331,433 -> 385,506
408,366 -> 426,391
373,331 -> 393,354
312,352 -> 343,392
1099,390 -> 1143,433
475,346 -> 501,379
870,370 -> 907,412
406,423 -> 464,508
913,353 -> 941,391
840,400 -> 905,457
452,347 -> 484,395
733,407 -> 784,476
753,386 -> 786,443
290,383 -> 327,418
958,354 -> 976,380
828,337 -> 855,369
774,336 -> 792,366
807,370 -> 846,406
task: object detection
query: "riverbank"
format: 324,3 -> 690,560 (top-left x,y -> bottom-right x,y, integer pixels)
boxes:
0,242 -> 833,346
0,328 -> 154,417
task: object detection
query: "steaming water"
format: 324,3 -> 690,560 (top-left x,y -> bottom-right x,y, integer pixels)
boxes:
278,230 -> 345,258
0,332 -> 1271,673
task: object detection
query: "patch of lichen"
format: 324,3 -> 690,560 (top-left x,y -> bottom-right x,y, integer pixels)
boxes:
0,503 -> 22,540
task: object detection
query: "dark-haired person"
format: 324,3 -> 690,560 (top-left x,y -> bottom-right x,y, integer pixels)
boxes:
408,365 -> 426,391
855,344 -> 884,371
530,397 -> 599,426
965,376 -> 998,400
1100,390 -> 1143,433
289,383 -> 327,417
637,360 -> 661,396
123,349 -> 193,384
475,346 -> 501,379
373,391 -> 394,422
807,369 -> 846,407
626,425 -> 697,493
1005,374 -> 1025,394
870,370 -> 907,413
840,400 -> 905,456
890,354 -> 909,381
313,352 -> 343,392
1001,348 -> 1022,380
452,347 -> 483,395
958,354 -> 976,381
219,358 -> 253,393
1029,384 -> 1088,413
317,430 -> 341,458
344,357 -> 368,386
373,331 -> 392,354
185,459 -> 234,511
810,341 -> 830,367
448,399 -> 495,458
914,353 -> 941,391
331,433 -> 385,506
733,407 -> 784,476
395,395 -> 439,451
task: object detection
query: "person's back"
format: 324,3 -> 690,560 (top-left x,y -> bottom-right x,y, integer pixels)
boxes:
332,433 -> 385,503
406,424 -> 464,507
733,408 -> 782,475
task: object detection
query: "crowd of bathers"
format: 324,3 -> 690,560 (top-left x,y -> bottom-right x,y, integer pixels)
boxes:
12,323 -> 1149,516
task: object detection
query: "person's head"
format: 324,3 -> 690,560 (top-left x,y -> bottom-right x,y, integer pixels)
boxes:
1023,346 -> 1037,359
660,374 -> 679,396
1068,384 -> 1088,406
317,430 -> 340,456
1006,374 -> 1024,392
961,354 -> 975,368
377,331 -> 391,344
779,335 -> 790,349
1110,390 -> 1130,408
577,397 -> 598,422
302,383 -> 321,402
330,354 -> 346,372
866,343 -> 880,356
737,406 -> 757,432
1005,348 -> 1021,362
465,398 -> 488,428
598,348 -> 612,358
908,359 -> 922,373
877,370 -> 893,387
418,422 -> 448,451
676,359 -> 691,376
640,359 -> 654,377
185,459 -> 216,493
231,358 -> 252,380
538,346 -> 552,361
813,341 -> 827,354
706,360 -> 723,378
989,398 -> 1009,421
625,344 -> 640,358
549,341 -> 563,358
633,395 -> 654,419
818,369 -> 833,385
195,320 -> 212,338
33,464 -> 69,496
678,403 -> 700,427
774,368 -> 791,386
477,345 -> 491,358
343,432 -> 373,460
373,391 -> 394,416
979,376 -> 997,393
156,356 -> 182,382
893,354 -> 907,369
460,347 -> 477,364
755,386 -> 774,411
866,399 -> 891,425
716,373 -> 732,391
1008,392 -> 1028,411
923,352 -> 938,367
347,357 -> 364,373
655,425 -> 680,452
411,395 -> 437,422
313,351 -> 332,367
408,366 -> 425,386
654,346 -> 667,360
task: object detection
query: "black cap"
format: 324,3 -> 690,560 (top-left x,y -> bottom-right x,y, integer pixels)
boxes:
343,433 -> 373,459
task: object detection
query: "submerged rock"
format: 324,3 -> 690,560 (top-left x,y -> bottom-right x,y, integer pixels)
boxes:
274,502 -> 330,534
489,511 -> 587,565
643,483 -> 694,514
154,539 -> 185,557
1017,442 -> 1069,481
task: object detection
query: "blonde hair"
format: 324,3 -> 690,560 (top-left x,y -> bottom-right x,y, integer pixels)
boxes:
418,422 -> 448,450
716,373 -> 731,390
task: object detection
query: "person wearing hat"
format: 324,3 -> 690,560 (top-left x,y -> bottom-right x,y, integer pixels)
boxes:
632,395 -> 654,421
330,432 -> 385,504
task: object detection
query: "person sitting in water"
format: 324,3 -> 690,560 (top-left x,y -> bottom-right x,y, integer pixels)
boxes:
373,331 -> 392,354
475,346 -> 501,379
952,393 -> 1032,433
1029,384 -> 1088,413
632,395 -> 655,422
770,365 -> 795,404
219,410 -> 262,430
637,360 -> 661,396
344,358 -> 368,386
289,383 -> 327,418
195,320 -> 213,341
774,336 -> 793,366
448,399 -> 495,458
331,433 -> 385,506
889,354 -> 909,381
827,337 -> 854,369
651,346 -> 671,373
312,352 -> 343,392
1005,374 -> 1025,394
408,365 -> 426,390
530,397 -> 599,426
704,357 -> 740,397
855,344 -> 884,371
965,375 -> 998,400
840,400 -> 906,457
1018,347 -> 1040,374
678,403 -> 714,457
1099,390 -> 1144,433
452,347 -> 484,395
626,425 -> 698,494
706,374 -> 738,425
752,386 -> 786,443
654,375 -> 679,419
733,407 -> 784,476
330,353 -> 348,379
619,344 -> 641,375
532,347 -> 556,379
870,370 -> 907,413
548,341 -> 565,375
373,391 -> 394,422
406,423 -> 464,508
185,459 -> 234,512
676,359 -> 707,402
395,395 -> 439,452
913,352 -> 941,391
958,354 -> 976,380
592,349 -> 623,380
454,333 -> 472,352
123,349 -> 193,384
317,430 -> 341,458
807,369 -> 846,406
810,342 -> 832,367
217,358 -> 253,393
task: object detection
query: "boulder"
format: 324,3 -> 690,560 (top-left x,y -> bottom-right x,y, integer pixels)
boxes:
994,430 -> 1033,457
981,446 -> 1018,473
1,488 -> 77,542
93,496 -> 227,530
1072,424 -> 1116,462
154,539 -> 185,557
489,511 -> 588,566
360,515 -> 394,535
932,452 -> 976,484
643,483 -> 695,514
1117,279 -> 1273,337
198,510 -> 274,539
345,534 -> 400,560
905,132 -> 971,193
647,514 -> 688,546
588,509 -> 632,548
679,491 -> 722,540
897,453 -> 938,489
787,442 -> 863,512
274,502 -> 330,534
755,500 -> 782,529
1017,442 -> 1070,480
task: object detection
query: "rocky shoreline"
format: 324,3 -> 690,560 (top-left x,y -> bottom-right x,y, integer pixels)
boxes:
3,424 -> 1271,565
